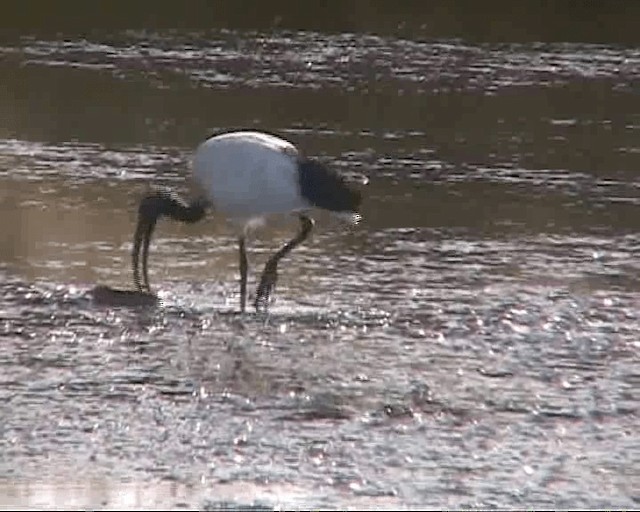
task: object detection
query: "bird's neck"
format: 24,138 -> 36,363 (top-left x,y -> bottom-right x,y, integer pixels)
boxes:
166,196 -> 208,224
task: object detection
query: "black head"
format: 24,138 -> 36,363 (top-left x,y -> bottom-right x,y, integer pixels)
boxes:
298,158 -> 362,213
132,188 -> 207,293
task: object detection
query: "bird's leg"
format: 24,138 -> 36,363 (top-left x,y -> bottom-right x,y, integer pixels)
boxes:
238,236 -> 248,313
254,215 -> 315,312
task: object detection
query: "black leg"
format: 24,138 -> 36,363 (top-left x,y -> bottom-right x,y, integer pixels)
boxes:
254,215 -> 315,312
239,236 -> 248,313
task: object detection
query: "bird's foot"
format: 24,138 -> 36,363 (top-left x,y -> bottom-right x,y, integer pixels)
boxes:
254,262 -> 278,312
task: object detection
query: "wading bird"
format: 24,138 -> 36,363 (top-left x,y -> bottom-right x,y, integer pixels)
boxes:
131,130 -> 362,312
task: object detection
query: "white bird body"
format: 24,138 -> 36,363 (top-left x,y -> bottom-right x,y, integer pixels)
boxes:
192,131 -> 310,225
132,129 -> 362,312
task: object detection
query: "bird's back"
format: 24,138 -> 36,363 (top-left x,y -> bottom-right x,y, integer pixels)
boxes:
191,131 -> 310,222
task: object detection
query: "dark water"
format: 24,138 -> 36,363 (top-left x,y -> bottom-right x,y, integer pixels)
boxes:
1,8 -> 639,510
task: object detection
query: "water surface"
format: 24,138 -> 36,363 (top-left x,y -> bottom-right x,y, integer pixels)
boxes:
0,15 -> 639,510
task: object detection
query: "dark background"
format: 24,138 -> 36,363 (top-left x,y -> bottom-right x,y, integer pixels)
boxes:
2,0 -> 639,44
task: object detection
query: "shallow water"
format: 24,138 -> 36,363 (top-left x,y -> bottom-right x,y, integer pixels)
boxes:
1,10 -> 639,510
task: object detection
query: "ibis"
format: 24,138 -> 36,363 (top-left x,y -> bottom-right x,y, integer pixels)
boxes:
132,130 -> 362,312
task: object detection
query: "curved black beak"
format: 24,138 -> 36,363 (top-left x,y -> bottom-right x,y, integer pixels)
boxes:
131,189 -> 208,294
132,196 -> 161,293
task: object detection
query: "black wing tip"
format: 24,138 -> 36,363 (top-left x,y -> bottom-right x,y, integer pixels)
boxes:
298,158 -> 362,213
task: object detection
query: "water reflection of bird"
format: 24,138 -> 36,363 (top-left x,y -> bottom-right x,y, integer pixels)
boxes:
132,130 -> 362,313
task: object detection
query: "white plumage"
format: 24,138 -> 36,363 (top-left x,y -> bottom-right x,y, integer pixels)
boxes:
192,131 -> 309,224
132,130 -> 362,313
